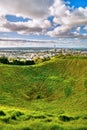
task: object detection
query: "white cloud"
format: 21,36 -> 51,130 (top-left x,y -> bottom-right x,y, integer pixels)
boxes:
84,26 -> 87,31
50,0 -> 68,17
41,20 -> 51,29
53,7 -> 87,26
76,27 -> 81,32
72,32 -> 79,36
47,6 -> 87,38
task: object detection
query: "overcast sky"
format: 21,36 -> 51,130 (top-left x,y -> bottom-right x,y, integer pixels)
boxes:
0,0 -> 87,47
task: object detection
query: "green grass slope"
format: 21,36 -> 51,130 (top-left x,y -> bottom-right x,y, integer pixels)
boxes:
0,57 -> 87,130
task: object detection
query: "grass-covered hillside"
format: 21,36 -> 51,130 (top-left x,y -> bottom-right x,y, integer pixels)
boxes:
0,56 -> 87,130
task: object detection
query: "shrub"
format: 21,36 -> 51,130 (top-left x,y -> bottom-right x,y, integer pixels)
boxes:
12,60 -> 25,65
12,60 -> 35,65
25,60 -> 35,65
0,56 -> 9,64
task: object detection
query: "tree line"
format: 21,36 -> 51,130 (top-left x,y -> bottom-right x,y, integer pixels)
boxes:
0,56 -> 50,65
0,56 -> 35,65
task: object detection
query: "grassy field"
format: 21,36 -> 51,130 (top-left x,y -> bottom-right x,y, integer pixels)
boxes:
0,56 -> 87,130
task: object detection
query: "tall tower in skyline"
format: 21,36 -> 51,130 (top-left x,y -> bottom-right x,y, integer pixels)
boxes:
54,44 -> 56,53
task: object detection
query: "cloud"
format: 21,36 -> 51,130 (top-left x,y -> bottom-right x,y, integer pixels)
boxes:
0,16 -> 10,32
0,0 -> 54,19
76,27 -> 81,32
0,0 -> 87,39
50,0 -> 68,17
1,19 -> 51,35
47,6 -> 87,38
0,0 -> 52,35
84,26 -> 87,31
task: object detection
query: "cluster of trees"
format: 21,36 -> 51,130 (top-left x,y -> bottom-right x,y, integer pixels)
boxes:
12,60 -> 35,65
0,56 -> 35,65
0,56 -> 51,65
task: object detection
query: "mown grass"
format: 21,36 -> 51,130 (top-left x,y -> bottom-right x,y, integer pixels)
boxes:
0,56 -> 87,129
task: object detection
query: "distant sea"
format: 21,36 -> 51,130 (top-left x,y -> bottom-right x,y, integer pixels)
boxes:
0,47 -> 87,53
0,47 -> 54,52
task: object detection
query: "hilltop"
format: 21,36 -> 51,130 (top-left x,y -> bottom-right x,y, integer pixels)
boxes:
0,56 -> 87,130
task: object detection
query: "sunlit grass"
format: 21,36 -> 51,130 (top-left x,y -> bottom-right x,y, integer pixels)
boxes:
0,56 -> 87,129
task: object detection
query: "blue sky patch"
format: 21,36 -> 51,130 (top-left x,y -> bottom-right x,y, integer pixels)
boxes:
65,0 -> 87,8
6,15 -> 31,22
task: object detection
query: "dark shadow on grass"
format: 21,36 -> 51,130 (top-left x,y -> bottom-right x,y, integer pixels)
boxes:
0,110 -> 6,116
21,127 -> 33,130
59,115 -> 80,122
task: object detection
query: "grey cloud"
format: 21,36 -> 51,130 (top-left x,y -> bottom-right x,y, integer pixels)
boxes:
0,0 -> 54,19
3,22 -> 43,34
